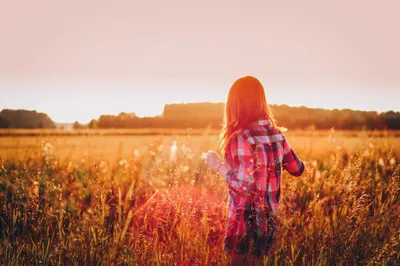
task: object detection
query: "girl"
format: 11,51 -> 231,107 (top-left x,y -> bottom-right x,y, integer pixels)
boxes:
205,76 -> 304,265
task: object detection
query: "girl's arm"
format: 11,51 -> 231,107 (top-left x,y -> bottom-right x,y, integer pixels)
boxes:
282,137 -> 305,176
220,135 -> 255,194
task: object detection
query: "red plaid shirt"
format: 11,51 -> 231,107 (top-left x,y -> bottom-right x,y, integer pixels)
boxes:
223,119 -> 304,254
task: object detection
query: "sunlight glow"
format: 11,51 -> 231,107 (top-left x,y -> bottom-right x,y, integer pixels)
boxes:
0,83 -> 398,123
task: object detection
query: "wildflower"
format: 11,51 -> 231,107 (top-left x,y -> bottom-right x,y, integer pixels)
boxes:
369,142 -> 374,150
67,162 -> 73,171
170,141 -> 178,163
119,159 -> 128,168
99,160 -> 106,168
315,170 -> 322,179
170,141 -> 177,153
182,164 -> 189,172
158,144 -> 164,152
180,144 -> 193,159
389,157 -> 396,165
43,142 -> 54,155
329,127 -> 336,142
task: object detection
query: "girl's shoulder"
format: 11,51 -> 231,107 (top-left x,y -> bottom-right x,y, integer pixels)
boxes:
226,124 -> 286,152
240,125 -> 286,146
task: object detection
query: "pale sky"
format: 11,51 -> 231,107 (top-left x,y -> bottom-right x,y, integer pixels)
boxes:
0,0 -> 399,123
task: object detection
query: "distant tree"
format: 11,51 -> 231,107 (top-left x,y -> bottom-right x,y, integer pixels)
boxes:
73,121 -> 85,129
88,119 -> 98,129
381,111 -> 400,130
0,109 -> 56,129
0,116 -> 9,128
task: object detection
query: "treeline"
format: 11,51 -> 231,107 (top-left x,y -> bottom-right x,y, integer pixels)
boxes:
2,104 -> 399,130
80,103 -> 400,130
82,103 -> 225,129
0,109 -> 56,129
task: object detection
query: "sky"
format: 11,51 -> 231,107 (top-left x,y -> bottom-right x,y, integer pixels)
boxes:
0,0 -> 399,123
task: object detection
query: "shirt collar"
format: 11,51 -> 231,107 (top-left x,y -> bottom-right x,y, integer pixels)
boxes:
256,119 -> 271,126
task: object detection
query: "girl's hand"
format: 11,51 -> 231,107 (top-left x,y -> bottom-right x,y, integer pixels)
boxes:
205,150 -> 230,176
205,150 -> 221,170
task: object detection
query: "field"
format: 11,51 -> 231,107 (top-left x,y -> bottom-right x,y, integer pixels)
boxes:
0,129 -> 399,265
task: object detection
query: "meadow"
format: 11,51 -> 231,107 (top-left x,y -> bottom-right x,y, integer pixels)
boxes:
0,129 -> 399,265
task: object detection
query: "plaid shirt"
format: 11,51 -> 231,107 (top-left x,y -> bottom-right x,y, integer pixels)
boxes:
223,119 -> 304,254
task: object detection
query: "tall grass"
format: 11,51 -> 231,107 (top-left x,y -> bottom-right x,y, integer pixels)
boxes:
0,133 -> 399,265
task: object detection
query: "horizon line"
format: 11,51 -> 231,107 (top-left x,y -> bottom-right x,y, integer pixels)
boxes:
2,101 -> 399,124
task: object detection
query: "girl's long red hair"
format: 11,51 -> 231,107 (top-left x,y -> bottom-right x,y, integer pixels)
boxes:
220,76 -> 276,153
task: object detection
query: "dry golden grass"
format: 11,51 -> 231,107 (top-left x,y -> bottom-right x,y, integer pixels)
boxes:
1,129 -> 398,161
0,128 -> 220,137
0,129 -> 399,265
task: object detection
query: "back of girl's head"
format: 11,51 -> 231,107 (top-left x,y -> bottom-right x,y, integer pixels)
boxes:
220,76 -> 276,151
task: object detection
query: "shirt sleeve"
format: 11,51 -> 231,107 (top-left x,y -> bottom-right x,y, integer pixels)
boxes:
282,135 -> 305,177
225,134 -> 255,194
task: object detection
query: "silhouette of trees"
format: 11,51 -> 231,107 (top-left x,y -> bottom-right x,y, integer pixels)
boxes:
88,119 -> 98,129
0,109 -> 56,129
0,116 -> 9,128
86,103 -> 400,130
73,121 -> 86,129
1,104 -> 399,130
381,111 -> 400,130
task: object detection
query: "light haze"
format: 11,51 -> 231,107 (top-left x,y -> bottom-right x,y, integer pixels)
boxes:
0,0 -> 399,122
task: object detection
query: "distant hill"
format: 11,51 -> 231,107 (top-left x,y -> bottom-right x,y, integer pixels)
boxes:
0,109 -> 56,129
163,103 -> 225,119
